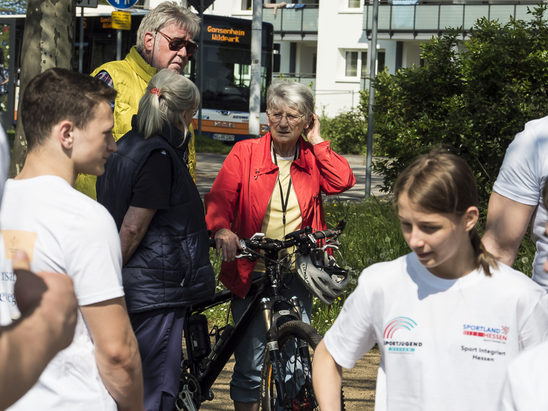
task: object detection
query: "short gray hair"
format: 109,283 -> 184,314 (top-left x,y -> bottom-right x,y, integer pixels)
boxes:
137,69 -> 200,141
136,1 -> 200,52
266,81 -> 314,117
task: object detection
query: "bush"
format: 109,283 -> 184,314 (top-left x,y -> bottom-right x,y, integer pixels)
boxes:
320,105 -> 368,155
372,5 -> 548,207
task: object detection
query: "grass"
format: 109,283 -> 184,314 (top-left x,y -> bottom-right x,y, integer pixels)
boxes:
205,197 -> 537,335
313,198 -> 409,333
194,133 -> 233,154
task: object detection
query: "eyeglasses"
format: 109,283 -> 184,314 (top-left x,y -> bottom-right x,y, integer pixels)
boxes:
156,30 -> 198,56
267,111 -> 305,125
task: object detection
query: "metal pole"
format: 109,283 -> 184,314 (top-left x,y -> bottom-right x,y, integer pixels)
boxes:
116,29 -> 122,60
198,0 -> 204,135
78,7 -> 84,72
365,0 -> 379,198
249,0 -> 262,138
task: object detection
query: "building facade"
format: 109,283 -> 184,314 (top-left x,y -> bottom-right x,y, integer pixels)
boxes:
185,0 -> 541,117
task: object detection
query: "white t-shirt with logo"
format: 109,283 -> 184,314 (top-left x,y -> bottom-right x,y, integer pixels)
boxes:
324,253 -> 548,411
0,126 -> 10,311
0,176 -> 124,410
493,115 -> 548,290
499,339 -> 548,410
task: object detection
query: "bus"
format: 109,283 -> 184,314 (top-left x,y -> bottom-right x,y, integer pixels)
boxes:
187,15 -> 273,142
0,8 -> 273,142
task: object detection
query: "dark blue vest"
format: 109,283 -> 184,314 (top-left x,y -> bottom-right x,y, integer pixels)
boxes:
97,126 -> 215,313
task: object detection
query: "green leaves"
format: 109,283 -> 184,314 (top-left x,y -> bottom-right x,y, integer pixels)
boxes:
372,5 -> 548,208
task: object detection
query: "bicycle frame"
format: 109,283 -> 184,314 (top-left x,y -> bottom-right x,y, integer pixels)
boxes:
180,261 -> 304,409
178,221 -> 346,410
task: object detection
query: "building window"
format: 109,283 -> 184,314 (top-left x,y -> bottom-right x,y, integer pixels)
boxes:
348,0 -> 361,8
241,0 -> 251,11
378,50 -> 386,71
344,50 -> 368,78
345,51 -> 358,77
361,51 -> 368,77
273,43 -> 281,73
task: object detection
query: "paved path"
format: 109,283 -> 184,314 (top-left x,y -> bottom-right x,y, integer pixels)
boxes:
196,153 -> 386,200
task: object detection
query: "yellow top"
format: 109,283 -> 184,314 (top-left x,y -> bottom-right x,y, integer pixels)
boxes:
75,46 -> 196,199
256,156 -> 302,272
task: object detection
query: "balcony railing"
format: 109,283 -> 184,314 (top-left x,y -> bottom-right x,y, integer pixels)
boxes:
363,0 -> 541,37
263,5 -> 319,35
273,73 -> 316,90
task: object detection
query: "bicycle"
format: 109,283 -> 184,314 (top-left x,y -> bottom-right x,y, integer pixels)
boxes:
176,220 -> 349,410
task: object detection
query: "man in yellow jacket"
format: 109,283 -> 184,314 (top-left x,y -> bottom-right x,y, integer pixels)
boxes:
75,1 -> 200,198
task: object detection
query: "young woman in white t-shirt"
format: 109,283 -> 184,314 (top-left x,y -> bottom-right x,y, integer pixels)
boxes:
312,148 -> 548,411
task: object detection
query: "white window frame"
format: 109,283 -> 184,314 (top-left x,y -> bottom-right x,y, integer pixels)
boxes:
339,0 -> 363,13
340,49 -> 368,82
240,0 -> 251,11
232,0 -> 252,15
347,0 -> 361,8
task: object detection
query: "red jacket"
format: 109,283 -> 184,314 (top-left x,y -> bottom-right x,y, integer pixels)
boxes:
204,132 -> 356,298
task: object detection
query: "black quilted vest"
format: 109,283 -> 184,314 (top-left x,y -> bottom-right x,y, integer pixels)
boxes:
97,124 -> 215,313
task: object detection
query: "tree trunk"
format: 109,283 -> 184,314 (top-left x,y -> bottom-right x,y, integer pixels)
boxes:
10,0 -> 75,177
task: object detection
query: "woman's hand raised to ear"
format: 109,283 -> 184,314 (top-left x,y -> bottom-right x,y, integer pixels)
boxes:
304,113 -> 324,145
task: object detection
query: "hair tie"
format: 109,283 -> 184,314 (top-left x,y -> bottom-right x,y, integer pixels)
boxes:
150,87 -> 161,97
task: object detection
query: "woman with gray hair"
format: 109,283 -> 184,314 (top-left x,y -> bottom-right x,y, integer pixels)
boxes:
205,80 -> 356,411
97,69 -> 215,411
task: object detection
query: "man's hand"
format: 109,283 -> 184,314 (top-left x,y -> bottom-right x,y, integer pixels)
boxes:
214,228 -> 242,262
12,250 -> 77,350
0,251 -> 78,409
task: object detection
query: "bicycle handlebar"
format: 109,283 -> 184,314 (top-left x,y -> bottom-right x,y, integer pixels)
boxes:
238,219 -> 346,256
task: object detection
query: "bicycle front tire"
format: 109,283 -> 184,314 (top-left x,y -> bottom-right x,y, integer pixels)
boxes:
260,320 -> 345,410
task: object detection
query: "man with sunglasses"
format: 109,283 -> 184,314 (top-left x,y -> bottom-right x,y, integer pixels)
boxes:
75,1 -> 200,199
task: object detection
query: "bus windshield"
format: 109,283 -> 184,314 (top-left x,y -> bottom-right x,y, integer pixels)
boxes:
200,45 -> 270,112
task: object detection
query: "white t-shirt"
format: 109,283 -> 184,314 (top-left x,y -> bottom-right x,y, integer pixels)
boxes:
0,125 -> 8,201
324,253 -> 548,411
0,126 -> 10,308
493,115 -> 548,289
0,176 -> 124,410
499,339 -> 548,410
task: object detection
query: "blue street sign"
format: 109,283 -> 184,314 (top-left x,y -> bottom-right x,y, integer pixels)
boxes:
106,0 -> 138,9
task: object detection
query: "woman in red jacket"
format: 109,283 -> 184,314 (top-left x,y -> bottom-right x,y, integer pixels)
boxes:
205,81 -> 356,411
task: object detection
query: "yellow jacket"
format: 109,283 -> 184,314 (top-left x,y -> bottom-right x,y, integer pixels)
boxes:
75,46 -> 196,198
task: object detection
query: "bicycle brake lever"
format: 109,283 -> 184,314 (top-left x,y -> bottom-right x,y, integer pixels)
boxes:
249,232 -> 265,241
235,252 -> 254,259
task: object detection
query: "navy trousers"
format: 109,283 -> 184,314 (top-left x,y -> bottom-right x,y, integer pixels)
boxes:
130,307 -> 186,411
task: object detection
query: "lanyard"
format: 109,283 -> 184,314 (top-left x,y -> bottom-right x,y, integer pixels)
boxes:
272,144 -> 298,227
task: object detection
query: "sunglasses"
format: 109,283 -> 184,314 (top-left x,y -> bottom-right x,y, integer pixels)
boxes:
156,30 -> 198,56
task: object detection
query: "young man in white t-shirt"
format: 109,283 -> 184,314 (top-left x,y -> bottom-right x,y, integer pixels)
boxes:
0,126 -> 78,409
483,116 -> 548,289
498,181 -> 548,411
0,68 -> 144,411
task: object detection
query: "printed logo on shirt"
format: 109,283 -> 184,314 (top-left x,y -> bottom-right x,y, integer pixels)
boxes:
462,323 -> 510,343
383,316 -> 423,354
1,230 -> 36,261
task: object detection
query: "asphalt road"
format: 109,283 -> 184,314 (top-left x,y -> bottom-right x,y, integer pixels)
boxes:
195,153 -> 386,200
